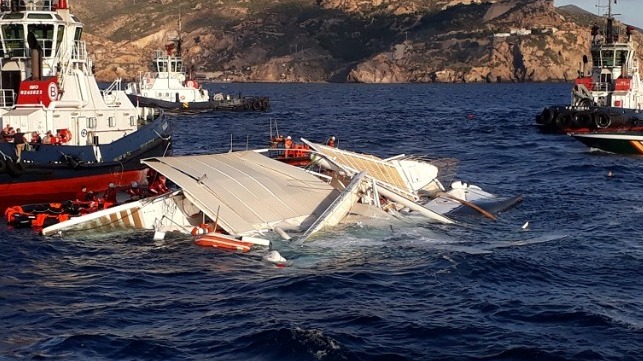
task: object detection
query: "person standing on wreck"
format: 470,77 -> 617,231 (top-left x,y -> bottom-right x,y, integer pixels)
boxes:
284,136 -> 294,157
13,128 -> 27,161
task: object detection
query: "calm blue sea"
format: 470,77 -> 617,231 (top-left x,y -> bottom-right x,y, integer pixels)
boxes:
1,83 -> 642,361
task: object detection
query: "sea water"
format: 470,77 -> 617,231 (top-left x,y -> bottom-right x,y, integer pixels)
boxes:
1,83 -> 641,360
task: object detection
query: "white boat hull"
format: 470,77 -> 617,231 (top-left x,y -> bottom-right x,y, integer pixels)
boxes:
41,191 -> 201,237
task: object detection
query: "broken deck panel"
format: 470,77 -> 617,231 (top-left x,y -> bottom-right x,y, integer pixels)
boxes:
143,151 -> 338,235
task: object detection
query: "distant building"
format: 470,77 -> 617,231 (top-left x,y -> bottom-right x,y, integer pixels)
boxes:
510,29 -> 532,36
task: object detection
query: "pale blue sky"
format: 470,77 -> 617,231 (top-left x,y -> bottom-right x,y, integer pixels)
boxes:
555,0 -> 643,28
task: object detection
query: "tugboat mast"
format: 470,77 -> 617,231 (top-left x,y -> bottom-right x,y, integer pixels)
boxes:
597,0 -> 619,44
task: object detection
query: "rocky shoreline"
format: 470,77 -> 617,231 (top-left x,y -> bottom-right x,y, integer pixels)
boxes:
80,0 -> 642,84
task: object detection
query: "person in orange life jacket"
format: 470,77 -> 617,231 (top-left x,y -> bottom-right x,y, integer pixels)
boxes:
284,135 -> 294,157
146,168 -> 159,185
148,175 -> 169,196
326,136 -> 336,147
79,191 -> 100,214
126,181 -> 145,201
102,183 -> 118,208
42,130 -> 60,145
13,128 -> 27,161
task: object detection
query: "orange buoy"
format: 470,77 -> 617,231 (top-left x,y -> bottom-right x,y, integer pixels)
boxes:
57,128 -> 72,143
191,223 -> 213,236
195,233 -> 252,252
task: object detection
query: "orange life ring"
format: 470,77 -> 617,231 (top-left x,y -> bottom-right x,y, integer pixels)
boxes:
191,223 -> 213,236
186,80 -> 198,88
58,129 -> 72,143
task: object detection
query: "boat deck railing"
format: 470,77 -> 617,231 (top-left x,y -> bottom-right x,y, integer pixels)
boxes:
102,79 -> 123,107
1,0 -> 59,12
593,82 -> 611,91
1,38 -> 55,59
0,89 -> 15,108
71,41 -> 87,63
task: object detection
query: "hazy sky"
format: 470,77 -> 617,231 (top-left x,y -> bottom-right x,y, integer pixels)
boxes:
555,0 -> 643,28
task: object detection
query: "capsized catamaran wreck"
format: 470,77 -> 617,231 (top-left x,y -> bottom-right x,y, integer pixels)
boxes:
41,141 -> 522,251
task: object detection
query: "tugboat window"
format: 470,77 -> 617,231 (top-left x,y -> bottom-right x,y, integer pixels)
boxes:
27,24 -> 55,57
591,50 -> 600,66
601,50 -> 614,67
600,73 -> 612,89
1,24 -> 26,57
27,14 -> 54,20
615,50 -> 628,66
3,13 -> 24,20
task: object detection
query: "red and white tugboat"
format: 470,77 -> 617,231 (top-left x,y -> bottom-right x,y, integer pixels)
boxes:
536,0 -> 643,133
0,0 -> 171,212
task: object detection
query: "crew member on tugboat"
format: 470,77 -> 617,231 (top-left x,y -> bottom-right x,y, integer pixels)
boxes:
13,128 -> 27,161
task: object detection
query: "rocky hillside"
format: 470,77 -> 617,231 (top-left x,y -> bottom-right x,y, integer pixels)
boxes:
70,0 -> 643,83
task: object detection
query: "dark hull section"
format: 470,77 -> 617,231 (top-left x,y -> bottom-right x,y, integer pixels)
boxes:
0,114 -> 172,212
535,105 -> 643,134
128,94 -> 270,113
572,134 -> 643,155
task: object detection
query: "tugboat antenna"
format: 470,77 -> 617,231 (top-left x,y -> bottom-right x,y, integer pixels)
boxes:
596,0 -> 621,44
178,13 -> 182,56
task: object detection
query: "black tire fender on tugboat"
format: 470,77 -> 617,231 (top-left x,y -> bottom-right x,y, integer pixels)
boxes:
260,99 -> 269,111
555,111 -> 574,129
594,112 -> 611,128
573,111 -> 593,128
0,159 -> 6,173
6,161 -> 24,177
538,108 -> 555,126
